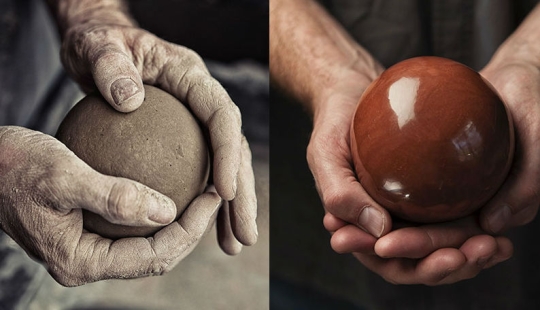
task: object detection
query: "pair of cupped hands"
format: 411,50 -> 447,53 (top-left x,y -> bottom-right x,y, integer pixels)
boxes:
0,24 -> 257,286
308,53 -> 540,285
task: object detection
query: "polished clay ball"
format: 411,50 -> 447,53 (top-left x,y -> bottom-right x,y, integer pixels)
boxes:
350,56 -> 514,223
57,85 -> 209,238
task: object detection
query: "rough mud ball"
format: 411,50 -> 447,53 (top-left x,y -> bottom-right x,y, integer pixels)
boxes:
57,85 -> 209,238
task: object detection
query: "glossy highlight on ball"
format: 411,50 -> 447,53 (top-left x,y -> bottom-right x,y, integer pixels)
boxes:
350,57 -> 514,222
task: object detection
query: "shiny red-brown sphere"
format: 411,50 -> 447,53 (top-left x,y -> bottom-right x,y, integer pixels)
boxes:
350,56 -> 514,223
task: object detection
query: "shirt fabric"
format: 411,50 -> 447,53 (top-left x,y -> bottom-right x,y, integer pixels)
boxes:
321,0 -> 538,70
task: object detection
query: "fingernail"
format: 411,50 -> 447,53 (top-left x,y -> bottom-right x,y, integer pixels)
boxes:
358,207 -> 384,237
111,78 -> 139,106
148,195 -> 177,224
488,205 -> 511,233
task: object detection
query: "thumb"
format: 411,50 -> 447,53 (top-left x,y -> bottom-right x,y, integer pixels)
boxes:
72,173 -> 177,227
92,47 -> 145,112
307,135 -> 392,238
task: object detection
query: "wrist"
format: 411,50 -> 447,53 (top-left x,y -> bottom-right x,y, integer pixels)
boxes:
485,4 -> 540,71
489,39 -> 540,70
310,64 -> 382,122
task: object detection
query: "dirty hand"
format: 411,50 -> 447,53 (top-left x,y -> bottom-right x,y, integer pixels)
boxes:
0,126 -> 222,286
51,0 -> 257,252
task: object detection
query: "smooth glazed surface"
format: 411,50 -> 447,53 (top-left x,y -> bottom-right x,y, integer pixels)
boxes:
350,57 -> 514,222
57,85 -> 210,238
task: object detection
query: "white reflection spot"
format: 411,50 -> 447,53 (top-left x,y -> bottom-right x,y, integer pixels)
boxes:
383,180 -> 403,192
388,77 -> 420,129
383,180 -> 411,199
452,121 -> 483,161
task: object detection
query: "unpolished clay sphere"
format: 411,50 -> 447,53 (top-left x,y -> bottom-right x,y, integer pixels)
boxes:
350,56 -> 514,223
57,85 -> 209,238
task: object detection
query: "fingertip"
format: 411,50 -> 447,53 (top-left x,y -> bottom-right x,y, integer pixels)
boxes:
239,226 -> 258,246
330,225 -> 377,254
89,177 -> 177,227
203,186 -> 224,216
323,213 -> 347,232
330,232 -> 350,254
221,243 -> 243,256
213,141 -> 244,202
179,191 -> 222,234
230,214 -> 258,246
483,237 -> 514,268
146,191 -> 177,225
216,201 -> 244,255
373,228 -> 432,259
460,234 -> 498,257
497,237 -> 514,258
373,237 -> 393,258
206,192 -> 224,215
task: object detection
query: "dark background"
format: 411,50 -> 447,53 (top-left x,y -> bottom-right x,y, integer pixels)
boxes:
130,0 -> 268,64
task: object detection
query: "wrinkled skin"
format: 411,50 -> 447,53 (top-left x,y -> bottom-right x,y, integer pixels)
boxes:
0,6 -> 257,286
0,127 -> 222,286
59,17 -> 258,252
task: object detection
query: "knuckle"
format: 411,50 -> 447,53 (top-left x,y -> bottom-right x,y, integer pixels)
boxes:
181,47 -> 205,67
306,133 -> 321,154
226,104 -> 242,124
35,156 -> 80,210
306,145 -> 316,169
322,188 -> 348,214
146,238 -> 175,275
61,25 -> 127,85
49,262 -> 82,287
206,101 -> 242,131
147,259 -> 172,276
306,132 -> 339,168
141,38 -> 173,74
63,25 -> 113,60
106,181 -> 139,223
306,137 -> 323,169
241,136 -> 253,161
306,139 -> 318,172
